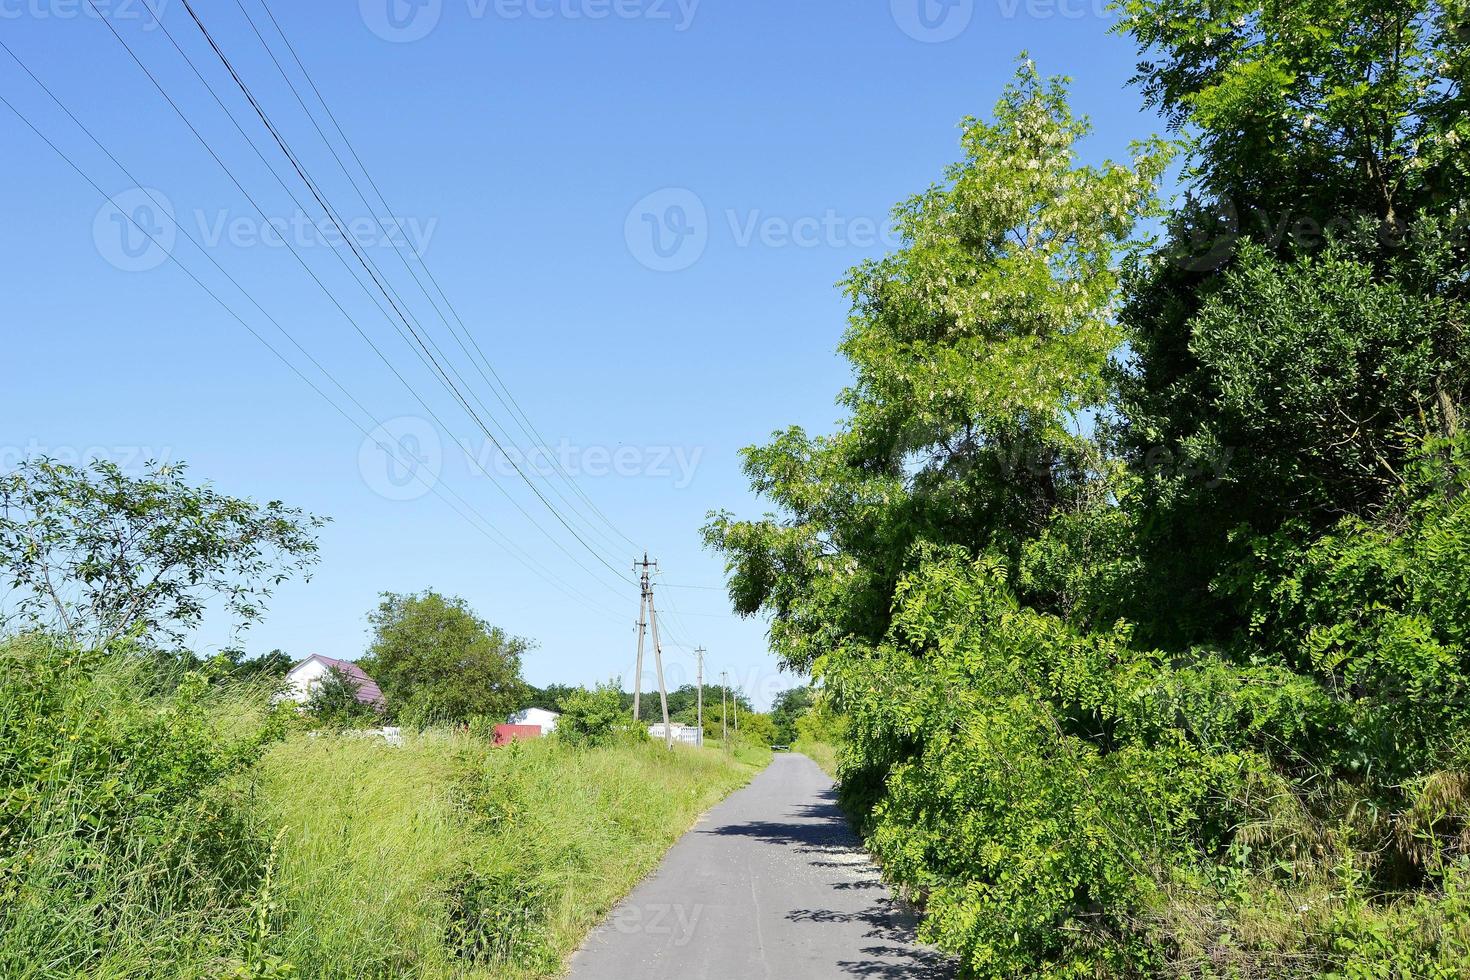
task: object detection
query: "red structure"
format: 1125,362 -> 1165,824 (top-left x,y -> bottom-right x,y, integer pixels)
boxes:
492,724 -> 543,747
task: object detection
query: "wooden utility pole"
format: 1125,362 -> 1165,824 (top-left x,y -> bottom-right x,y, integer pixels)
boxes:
694,646 -> 706,748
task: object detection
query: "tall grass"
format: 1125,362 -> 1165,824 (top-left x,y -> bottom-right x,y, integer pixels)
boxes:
0,638 -> 280,979
247,731 -> 764,978
2,638 -> 766,978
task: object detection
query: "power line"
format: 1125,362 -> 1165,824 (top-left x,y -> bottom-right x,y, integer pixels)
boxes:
237,0 -> 642,559
171,0 -> 634,587
87,0 -> 631,595
0,82 -> 623,624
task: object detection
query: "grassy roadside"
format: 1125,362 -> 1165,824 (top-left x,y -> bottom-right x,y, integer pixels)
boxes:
247,732 -> 767,979
792,739 -> 839,778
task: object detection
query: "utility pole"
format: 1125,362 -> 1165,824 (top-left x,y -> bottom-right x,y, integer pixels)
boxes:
632,556 -> 651,722
633,553 -> 672,749
694,646 -> 706,748
721,669 -> 729,753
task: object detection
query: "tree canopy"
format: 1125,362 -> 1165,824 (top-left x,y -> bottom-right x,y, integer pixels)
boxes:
360,591 -> 529,727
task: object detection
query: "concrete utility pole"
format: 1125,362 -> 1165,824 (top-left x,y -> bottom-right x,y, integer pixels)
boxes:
721,670 -> 729,753
632,554 -> 672,749
632,557 -> 650,722
694,646 -> 706,748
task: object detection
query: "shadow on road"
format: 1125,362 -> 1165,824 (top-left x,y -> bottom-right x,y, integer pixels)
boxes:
788,906 -> 955,978
702,790 -> 955,978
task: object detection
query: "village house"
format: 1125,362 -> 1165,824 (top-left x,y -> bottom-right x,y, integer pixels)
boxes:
282,654 -> 387,713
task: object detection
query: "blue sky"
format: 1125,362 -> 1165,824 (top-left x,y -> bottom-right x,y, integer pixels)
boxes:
0,0 -> 1158,708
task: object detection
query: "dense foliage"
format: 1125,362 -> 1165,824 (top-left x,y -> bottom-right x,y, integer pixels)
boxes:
707,17 -> 1470,976
0,636 -> 286,977
555,681 -> 634,747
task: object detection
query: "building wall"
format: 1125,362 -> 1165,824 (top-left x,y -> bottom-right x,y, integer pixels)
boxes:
282,659 -> 333,704
508,708 -> 559,734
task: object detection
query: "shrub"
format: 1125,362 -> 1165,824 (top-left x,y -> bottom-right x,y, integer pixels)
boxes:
305,665 -> 379,729
555,682 -> 635,748
0,635 -> 284,977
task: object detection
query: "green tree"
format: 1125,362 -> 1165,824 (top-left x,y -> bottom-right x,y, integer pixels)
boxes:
706,62 -> 1171,675
769,685 -> 814,744
555,682 -> 632,748
1116,0 -> 1467,232
1106,0 -> 1470,646
360,591 -> 528,727
0,458 -> 325,650
736,711 -> 776,747
305,666 -> 378,728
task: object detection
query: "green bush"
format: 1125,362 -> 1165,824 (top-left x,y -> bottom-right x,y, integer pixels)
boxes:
555,682 -> 636,748
0,636 -> 284,978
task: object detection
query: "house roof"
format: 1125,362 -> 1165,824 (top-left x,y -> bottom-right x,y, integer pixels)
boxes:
291,654 -> 386,709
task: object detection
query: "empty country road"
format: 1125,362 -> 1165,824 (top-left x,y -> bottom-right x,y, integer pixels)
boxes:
567,753 -> 952,979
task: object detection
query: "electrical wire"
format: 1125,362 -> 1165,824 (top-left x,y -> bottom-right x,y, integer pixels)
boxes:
85,0 -> 632,596
171,0 -> 635,588
0,81 -> 625,624
237,0 -> 641,558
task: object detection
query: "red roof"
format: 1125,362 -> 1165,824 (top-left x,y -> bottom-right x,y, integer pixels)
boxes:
295,654 -> 386,710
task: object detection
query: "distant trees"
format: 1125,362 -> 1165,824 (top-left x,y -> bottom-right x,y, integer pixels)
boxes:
360,591 -> 529,728
769,686 -> 814,745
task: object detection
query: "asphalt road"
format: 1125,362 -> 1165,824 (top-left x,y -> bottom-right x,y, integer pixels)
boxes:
566,752 -> 953,980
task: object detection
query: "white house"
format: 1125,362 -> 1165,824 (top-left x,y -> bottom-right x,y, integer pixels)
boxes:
282,654 -> 386,712
508,707 -> 559,734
